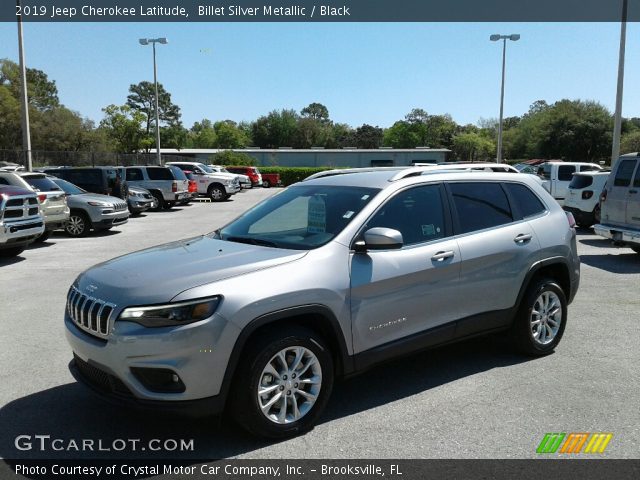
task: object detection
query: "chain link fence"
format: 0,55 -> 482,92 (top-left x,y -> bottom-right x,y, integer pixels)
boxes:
0,150 -> 192,169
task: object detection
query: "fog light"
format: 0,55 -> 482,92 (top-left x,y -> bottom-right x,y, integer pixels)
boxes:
130,367 -> 186,393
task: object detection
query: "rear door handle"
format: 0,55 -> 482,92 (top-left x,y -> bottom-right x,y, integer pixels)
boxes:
514,233 -> 533,244
629,189 -> 638,194
431,251 -> 454,262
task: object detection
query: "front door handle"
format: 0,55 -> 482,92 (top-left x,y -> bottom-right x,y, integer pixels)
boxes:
514,233 -> 533,244
431,250 -> 454,262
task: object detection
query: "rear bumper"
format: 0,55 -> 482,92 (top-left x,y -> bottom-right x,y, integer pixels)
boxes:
563,206 -> 594,227
594,223 -> 640,247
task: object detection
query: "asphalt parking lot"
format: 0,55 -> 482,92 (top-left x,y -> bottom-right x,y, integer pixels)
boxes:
1,188 -> 639,460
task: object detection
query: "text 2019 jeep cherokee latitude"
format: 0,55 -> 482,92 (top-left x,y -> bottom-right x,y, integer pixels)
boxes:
65,167 -> 580,438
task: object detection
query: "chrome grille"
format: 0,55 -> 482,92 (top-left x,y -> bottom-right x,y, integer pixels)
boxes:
67,286 -> 116,339
114,202 -> 127,212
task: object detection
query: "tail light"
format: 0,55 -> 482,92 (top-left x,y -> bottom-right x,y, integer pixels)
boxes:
600,188 -> 608,203
38,194 -> 47,203
565,211 -> 576,229
172,181 -> 177,193
582,190 -> 593,200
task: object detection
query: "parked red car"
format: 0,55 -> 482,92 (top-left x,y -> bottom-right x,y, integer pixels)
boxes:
260,172 -> 282,188
226,166 -> 262,187
182,171 -> 199,200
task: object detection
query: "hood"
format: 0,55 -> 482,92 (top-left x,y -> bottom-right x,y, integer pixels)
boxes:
73,193 -> 126,204
75,236 -> 307,307
128,186 -> 151,195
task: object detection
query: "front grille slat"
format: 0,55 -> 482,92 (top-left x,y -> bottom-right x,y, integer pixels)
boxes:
67,286 -> 115,339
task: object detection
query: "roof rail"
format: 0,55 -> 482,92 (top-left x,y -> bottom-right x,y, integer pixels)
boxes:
303,166 -> 408,182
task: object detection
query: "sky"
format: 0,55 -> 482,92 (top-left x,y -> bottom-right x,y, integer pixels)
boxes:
1,21 -> 640,129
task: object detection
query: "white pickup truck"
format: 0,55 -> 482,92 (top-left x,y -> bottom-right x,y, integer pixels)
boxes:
166,161 -> 241,202
536,161 -> 602,206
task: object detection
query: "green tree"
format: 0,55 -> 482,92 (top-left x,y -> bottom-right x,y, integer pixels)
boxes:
187,119 -> 217,148
214,120 -> 250,149
0,58 -> 59,111
300,102 -> 330,122
620,130 -> 640,155
0,85 -> 21,150
160,123 -> 188,149
126,81 -> 181,135
383,120 -> 421,148
351,124 -> 383,149
213,150 -> 256,166
451,132 -> 495,161
31,107 -> 98,152
99,104 -> 150,153
251,109 -> 299,148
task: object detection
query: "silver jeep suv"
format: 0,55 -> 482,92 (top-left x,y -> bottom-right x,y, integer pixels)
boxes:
65,168 -> 580,438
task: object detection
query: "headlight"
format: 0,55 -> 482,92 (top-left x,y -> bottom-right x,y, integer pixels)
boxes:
118,296 -> 220,327
87,201 -> 112,207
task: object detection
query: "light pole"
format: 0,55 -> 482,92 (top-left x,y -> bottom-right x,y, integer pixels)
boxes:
16,0 -> 32,171
611,0 -> 628,168
490,33 -> 520,163
139,37 -> 168,165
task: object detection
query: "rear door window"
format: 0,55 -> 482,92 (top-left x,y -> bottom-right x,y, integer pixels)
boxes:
502,183 -> 547,219
614,159 -> 637,187
146,167 -> 174,181
569,175 -> 593,189
449,182 -> 513,234
634,164 -> 640,188
126,168 -> 143,181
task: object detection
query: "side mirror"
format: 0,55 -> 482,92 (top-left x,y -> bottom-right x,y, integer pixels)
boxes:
354,227 -> 403,252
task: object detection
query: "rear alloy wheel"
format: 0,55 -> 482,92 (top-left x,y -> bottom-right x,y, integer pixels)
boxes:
208,185 -> 226,202
512,278 -> 567,356
151,192 -> 164,211
65,213 -> 90,237
233,326 -> 333,438
262,180 -> 271,188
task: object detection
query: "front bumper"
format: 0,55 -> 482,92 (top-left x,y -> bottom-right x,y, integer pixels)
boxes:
594,223 -> 640,247
128,199 -> 153,213
64,310 -> 239,408
0,219 -> 44,248
226,184 -> 241,195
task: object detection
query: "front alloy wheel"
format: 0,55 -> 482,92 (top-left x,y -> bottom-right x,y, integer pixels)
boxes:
65,213 -> 89,237
208,185 -> 225,202
233,326 -> 333,438
258,346 -> 322,424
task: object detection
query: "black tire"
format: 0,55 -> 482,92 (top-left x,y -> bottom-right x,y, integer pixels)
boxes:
0,246 -> 25,257
163,201 -> 175,210
151,191 -> 164,211
511,278 -> 567,356
35,231 -> 51,243
208,184 -> 226,202
232,326 -> 334,439
593,204 -> 601,224
65,212 -> 91,237
262,180 -> 271,188
631,246 -> 640,254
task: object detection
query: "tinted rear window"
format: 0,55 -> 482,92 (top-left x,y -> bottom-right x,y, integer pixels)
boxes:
614,159 -> 637,187
126,168 -> 144,181
23,176 -> 62,192
569,175 -> 593,189
146,167 -> 174,181
167,165 -> 187,180
450,182 -> 513,234
503,183 -> 547,219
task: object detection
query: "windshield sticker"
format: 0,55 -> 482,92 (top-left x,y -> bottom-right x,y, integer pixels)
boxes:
343,211 -> 354,219
361,195 -> 370,200
308,195 -> 327,233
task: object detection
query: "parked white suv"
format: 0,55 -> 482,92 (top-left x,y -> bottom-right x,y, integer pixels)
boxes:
536,161 -> 603,206
563,171 -> 610,228
166,162 -> 241,201
594,153 -> 640,253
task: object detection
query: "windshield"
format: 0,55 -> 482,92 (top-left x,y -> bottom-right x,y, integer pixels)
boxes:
219,185 -> 380,250
50,177 -> 86,195
198,164 -> 214,174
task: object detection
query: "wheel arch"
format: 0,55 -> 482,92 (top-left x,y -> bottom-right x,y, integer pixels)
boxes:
516,258 -> 572,312
218,305 -> 353,410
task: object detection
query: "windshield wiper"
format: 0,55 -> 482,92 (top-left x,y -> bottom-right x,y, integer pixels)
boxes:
225,236 -> 279,248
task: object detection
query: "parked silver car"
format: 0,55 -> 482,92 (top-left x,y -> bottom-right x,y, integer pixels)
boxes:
65,168 -> 580,438
127,185 -> 154,215
49,177 -> 129,237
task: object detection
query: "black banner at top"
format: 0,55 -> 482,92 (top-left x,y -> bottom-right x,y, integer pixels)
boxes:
1,0 -> 638,22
